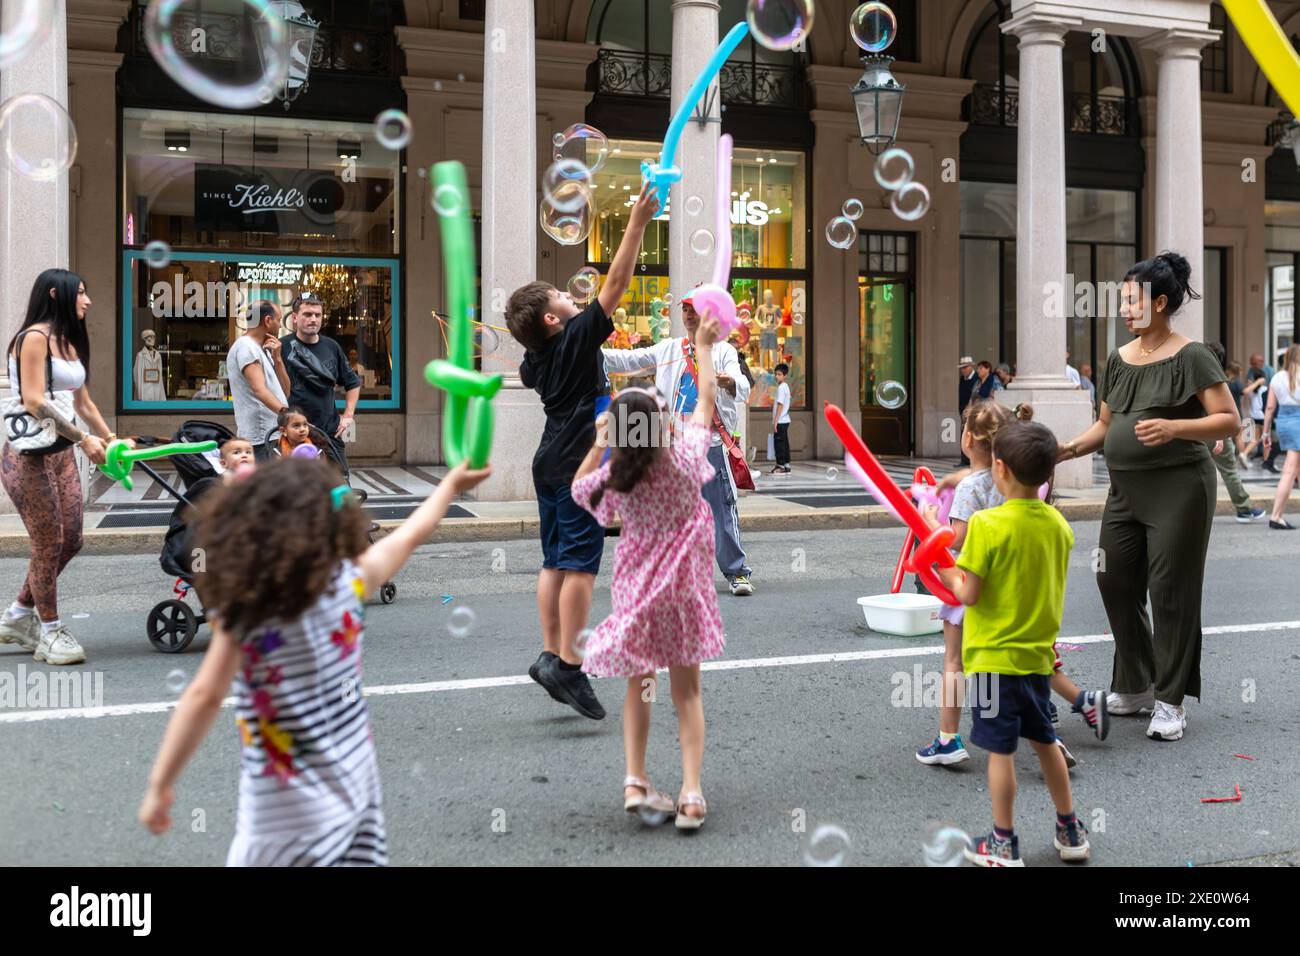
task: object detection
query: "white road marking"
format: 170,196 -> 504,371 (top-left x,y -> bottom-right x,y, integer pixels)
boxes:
2,620 -> 1298,725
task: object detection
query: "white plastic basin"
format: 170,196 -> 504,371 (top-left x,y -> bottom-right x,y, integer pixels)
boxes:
857,592 -> 944,636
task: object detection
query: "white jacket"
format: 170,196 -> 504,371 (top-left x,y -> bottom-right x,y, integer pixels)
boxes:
601,337 -> 750,446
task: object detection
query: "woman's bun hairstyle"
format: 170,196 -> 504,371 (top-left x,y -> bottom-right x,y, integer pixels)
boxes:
1124,250 -> 1201,315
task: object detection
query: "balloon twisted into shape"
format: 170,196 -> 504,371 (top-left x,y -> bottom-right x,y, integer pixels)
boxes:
688,133 -> 742,333
1222,0 -> 1300,117
424,162 -> 502,469
99,439 -> 218,491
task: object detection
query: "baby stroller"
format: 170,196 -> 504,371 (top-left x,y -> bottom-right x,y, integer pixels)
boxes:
141,421 -> 395,655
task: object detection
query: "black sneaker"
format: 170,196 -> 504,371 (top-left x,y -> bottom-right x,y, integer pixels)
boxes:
529,651 -> 564,703
1269,519 -> 1295,530
545,659 -> 606,720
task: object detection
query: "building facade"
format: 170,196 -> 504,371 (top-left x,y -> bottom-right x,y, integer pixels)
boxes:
1,0 -> 1297,500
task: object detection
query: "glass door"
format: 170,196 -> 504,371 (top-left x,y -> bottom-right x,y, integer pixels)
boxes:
858,230 -> 914,453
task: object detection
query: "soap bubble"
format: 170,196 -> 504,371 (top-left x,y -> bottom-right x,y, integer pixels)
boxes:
802,823 -> 852,867
540,186 -> 594,245
685,194 -> 704,216
478,325 -> 500,356
922,823 -> 973,867
567,267 -> 601,304
637,804 -> 672,827
574,628 -> 594,660
747,0 -> 815,52
373,109 -> 412,150
143,0 -> 290,110
663,292 -> 674,306
543,159 -> 593,212
143,241 -> 172,269
826,467 -> 838,481
875,379 -> 908,408
165,669 -> 188,695
850,2 -> 897,53
690,229 -> 715,256
0,93 -> 77,181
432,183 -> 464,217
0,0 -> 55,69
891,181 -> 931,221
842,197 -> 864,221
552,123 -> 609,176
874,147 -> 914,190
447,606 -> 476,638
793,313 -> 804,325
825,215 -> 856,250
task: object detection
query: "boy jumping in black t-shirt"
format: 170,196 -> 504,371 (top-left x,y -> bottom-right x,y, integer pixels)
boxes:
505,182 -> 660,719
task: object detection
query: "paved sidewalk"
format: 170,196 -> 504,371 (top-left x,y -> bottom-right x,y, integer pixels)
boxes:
1,454 -> 1293,556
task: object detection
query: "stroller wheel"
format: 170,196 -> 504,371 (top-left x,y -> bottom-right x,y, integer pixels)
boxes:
147,599 -> 198,653
379,582 -> 397,604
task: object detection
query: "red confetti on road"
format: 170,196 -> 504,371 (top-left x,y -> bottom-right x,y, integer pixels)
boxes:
1200,784 -> 1243,804
1232,754 -> 1256,761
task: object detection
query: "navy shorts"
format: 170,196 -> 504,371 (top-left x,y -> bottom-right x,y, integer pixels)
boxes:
536,479 -> 603,575
968,673 -> 1056,755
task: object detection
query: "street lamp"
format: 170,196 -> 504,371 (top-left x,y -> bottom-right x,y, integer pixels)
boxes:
1278,117 -> 1300,167
850,54 -> 905,154
257,1 -> 320,110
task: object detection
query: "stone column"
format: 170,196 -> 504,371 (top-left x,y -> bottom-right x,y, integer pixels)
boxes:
1002,10 -> 1092,487
0,0 -> 70,512
669,0 -> 720,331
1143,28 -> 1216,341
477,0 -> 544,500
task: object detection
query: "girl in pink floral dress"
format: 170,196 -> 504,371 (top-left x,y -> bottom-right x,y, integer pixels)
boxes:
571,315 -> 726,830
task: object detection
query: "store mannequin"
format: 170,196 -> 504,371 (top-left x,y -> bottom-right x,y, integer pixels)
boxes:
756,288 -> 781,370
134,329 -> 166,401
611,307 -> 632,350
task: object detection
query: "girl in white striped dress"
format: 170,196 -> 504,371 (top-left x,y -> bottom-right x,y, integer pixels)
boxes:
138,456 -> 490,865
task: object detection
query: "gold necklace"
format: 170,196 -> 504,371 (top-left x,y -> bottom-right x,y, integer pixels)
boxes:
1139,331 -> 1174,357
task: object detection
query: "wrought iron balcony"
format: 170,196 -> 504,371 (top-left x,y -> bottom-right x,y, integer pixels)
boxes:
964,82 -> 1135,137
592,48 -> 804,109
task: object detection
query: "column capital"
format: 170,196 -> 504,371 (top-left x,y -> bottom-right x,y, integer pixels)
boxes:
670,0 -> 721,10
1000,11 -> 1081,45
1140,28 -> 1220,59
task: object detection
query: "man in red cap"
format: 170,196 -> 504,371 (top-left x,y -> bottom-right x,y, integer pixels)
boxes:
600,291 -> 755,596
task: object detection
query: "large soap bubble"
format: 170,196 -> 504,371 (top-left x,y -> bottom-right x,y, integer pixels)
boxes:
850,2 -> 897,53
540,184 -> 595,245
552,123 -> 609,176
0,93 -> 78,181
747,0 -> 815,52
0,0 -> 55,69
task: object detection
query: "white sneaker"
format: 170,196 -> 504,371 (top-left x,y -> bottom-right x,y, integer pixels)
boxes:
1106,687 -> 1155,716
33,625 -> 86,666
0,609 -> 40,651
1056,738 -> 1078,769
1147,700 -> 1187,741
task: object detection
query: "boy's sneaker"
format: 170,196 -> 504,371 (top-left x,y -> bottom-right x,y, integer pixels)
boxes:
528,651 -> 564,703
0,608 -> 40,651
1056,738 -> 1077,769
33,626 -> 86,666
915,734 -> 970,766
1235,507 -> 1266,523
1078,690 -> 1109,741
729,576 -> 754,596
1054,817 -> 1091,862
1047,700 -> 1060,727
1106,687 -> 1155,716
965,831 -> 1023,867
1146,700 -> 1187,741
542,659 -> 606,720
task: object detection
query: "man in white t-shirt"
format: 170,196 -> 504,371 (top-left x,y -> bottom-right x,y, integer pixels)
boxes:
226,301 -> 290,459
771,362 -> 792,475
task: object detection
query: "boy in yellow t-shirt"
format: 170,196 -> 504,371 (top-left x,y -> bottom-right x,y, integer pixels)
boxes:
934,420 -> 1090,867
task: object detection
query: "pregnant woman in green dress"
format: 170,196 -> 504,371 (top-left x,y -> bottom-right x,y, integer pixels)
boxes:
1056,253 -> 1239,742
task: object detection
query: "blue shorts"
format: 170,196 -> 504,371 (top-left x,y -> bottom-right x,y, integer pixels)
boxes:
968,673 -> 1056,755
536,480 -> 603,575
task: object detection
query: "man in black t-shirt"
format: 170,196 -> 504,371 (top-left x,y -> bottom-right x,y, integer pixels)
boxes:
280,292 -> 361,475
505,183 -> 660,722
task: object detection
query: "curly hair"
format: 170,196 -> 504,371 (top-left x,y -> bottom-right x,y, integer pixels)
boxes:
588,390 -> 664,512
190,458 -> 370,635
962,399 -> 1033,457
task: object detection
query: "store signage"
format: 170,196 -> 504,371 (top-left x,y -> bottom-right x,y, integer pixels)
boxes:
235,261 -> 305,285
195,165 -> 342,232
732,199 -> 770,226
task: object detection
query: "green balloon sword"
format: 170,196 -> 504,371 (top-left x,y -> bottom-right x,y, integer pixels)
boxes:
423,162 -> 503,468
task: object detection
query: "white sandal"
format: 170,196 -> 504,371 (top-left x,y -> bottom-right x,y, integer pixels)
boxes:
623,776 -> 675,817
675,792 -> 707,831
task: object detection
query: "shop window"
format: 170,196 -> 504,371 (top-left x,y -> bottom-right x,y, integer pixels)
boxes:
1201,3 -> 1230,94
121,108 -> 400,410
588,138 -> 809,410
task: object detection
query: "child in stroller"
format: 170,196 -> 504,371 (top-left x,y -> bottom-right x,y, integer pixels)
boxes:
144,421 -> 395,654
269,406 -> 331,462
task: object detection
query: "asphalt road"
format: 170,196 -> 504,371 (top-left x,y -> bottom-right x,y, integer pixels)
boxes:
1,518 -> 1296,867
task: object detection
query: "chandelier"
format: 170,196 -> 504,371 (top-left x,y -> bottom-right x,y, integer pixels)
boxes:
302,264 -> 357,313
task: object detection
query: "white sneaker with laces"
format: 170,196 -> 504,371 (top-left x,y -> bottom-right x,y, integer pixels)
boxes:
0,609 -> 40,651
33,626 -> 86,666
729,576 -> 754,596
1106,687 -> 1155,716
1146,700 -> 1187,741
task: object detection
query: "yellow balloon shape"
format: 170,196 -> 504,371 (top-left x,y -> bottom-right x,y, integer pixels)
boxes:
1222,0 -> 1300,118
